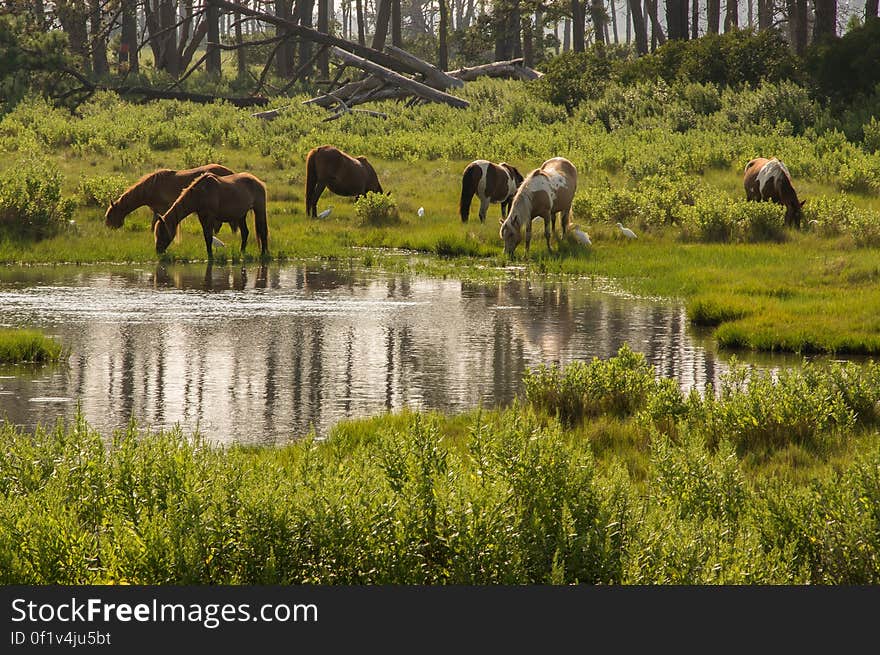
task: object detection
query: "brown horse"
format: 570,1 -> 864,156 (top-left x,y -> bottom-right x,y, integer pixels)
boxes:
500,157 -> 578,257
105,164 -> 234,229
459,160 -> 524,224
154,172 -> 269,260
305,145 -> 383,217
743,157 -> 805,229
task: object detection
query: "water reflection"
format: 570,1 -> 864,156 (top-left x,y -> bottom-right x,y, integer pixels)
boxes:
0,263 -> 810,445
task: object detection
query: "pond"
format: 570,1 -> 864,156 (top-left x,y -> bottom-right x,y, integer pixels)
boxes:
0,262 -> 807,445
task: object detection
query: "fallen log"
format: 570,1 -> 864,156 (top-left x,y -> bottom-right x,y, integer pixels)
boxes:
116,86 -> 270,107
384,45 -> 463,90
309,47 -> 469,109
447,59 -> 544,82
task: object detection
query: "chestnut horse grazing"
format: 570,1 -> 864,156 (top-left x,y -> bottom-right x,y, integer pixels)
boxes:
499,157 -> 577,257
305,145 -> 383,217
154,172 -> 268,260
743,157 -> 805,229
105,164 -> 234,229
459,160 -> 524,223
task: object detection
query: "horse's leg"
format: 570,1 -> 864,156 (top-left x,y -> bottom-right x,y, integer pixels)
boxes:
524,219 -> 532,256
561,206 -> 570,235
543,214 -> 553,252
478,196 -> 490,224
199,215 -> 214,260
501,200 -> 509,219
239,216 -> 249,255
311,183 -> 326,217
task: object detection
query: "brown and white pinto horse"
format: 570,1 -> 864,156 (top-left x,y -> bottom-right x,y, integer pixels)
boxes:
499,157 -> 577,257
154,172 -> 269,260
305,145 -> 384,218
743,157 -> 806,229
105,164 -> 234,229
459,160 -> 524,223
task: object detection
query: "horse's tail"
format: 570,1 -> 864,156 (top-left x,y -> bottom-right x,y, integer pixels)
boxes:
305,149 -> 317,217
460,163 -> 480,223
253,178 -> 269,257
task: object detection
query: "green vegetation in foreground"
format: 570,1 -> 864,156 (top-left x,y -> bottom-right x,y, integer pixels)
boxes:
2,80 -> 880,354
0,329 -> 62,364
3,346 -> 880,585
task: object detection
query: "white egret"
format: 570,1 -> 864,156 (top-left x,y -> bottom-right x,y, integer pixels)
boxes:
417,206 -> 425,218
211,235 -> 225,248
570,225 -> 592,246
616,222 -> 638,240
317,206 -> 333,219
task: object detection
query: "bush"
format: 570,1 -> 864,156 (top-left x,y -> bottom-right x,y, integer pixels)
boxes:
355,191 -> 399,226
77,174 -> 127,207
0,158 -> 75,240
523,344 -> 657,426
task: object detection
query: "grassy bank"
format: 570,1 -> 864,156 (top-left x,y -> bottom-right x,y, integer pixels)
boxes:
3,348 -> 880,584
0,329 -> 62,364
1,81 -> 880,353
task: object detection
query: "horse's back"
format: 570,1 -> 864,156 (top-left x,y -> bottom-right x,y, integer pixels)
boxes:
539,157 -> 577,205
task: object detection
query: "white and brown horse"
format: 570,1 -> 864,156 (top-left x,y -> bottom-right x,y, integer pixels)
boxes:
154,172 -> 269,260
743,157 -> 805,229
499,157 -> 577,257
105,164 -> 234,229
459,160 -> 524,223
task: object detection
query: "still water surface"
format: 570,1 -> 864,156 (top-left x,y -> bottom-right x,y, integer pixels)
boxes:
0,262 -> 807,445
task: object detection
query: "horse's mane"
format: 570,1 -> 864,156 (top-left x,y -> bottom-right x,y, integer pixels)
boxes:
117,168 -> 174,203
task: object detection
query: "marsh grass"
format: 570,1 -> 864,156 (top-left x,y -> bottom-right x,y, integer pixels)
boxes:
5,347 -> 880,584
0,329 -> 63,364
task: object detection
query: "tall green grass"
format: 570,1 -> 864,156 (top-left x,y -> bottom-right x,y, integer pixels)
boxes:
3,348 -> 880,584
0,329 -> 62,364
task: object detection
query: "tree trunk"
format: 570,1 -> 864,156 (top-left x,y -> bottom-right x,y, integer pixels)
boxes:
609,0 -> 619,42
299,0 -> 316,78
626,0 -> 631,42
521,13 -> 533,67
571,0 -> 585,51
371,0 -> 393,50
724,0 -> 738,30
120,0 -> 139,74
758,0 -> 771,28
787,0 -> 807,54
692,0 -> 699,36
356,0 -> 366,44
563,17 -> 571,50
666,0 -> 689,39
748,0 -> 753,27
589,0 -> 606,43
57,1 -> 91,74
707,0 -> 721,32
275,0 -> 292,78
867,0 -> 879,20
318,0 -> 330,78
207,2 -> 222,75
628,0 -> 648,52
645,0 -> 666,44
392,0 -> 402,46
235,6 -> 247,79
159,0 -> 179,76
813,0 -> 837,41
439,0 -> 449,69
88,0 -> 109,76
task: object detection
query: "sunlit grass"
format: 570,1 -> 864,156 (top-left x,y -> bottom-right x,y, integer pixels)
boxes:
0,329 -> 63,364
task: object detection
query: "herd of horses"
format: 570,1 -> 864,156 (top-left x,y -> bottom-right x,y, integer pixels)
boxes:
104,144 -> 806,259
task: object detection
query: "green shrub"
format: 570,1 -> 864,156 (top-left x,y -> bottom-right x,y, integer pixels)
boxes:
0,158 -> 75,240
0,329 -> 62,364
76,174 -> 127,207
523,344 -> 657,426
355,192 -> 399,226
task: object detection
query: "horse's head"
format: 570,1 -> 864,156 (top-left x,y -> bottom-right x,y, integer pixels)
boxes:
358,157 -> 383,194
154,216 -> 174,254
499,214 -> 522,257
105,199 -> 125,229
786,198 -> 807,229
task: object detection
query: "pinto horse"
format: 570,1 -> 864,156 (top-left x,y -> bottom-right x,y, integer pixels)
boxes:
105,164 -> 234,229
154,172 -> 269,260
499,157 -> 578,257
305,145 -> 384,218
743,157 -> 806,229
459,160 -> 524,223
